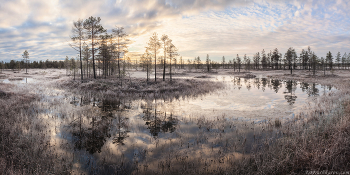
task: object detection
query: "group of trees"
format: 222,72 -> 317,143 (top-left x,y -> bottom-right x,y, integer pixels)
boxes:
139,33 -> 179,82
1,59 -> 65,71
69,16 -> 129,81
186,47 -> 350,74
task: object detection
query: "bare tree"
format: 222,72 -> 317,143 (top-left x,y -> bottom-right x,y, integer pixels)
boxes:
84,16 -> 106,79
146,33 -> 161,82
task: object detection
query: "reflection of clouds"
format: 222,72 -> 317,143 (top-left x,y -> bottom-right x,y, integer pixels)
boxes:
34,76 -> 337,173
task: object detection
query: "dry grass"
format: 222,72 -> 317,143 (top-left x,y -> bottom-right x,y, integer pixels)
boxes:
1,69 -> 350,174
58,77 -> 225,101
0,83 -> 72,174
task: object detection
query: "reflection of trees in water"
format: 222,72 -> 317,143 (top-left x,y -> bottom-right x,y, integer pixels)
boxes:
284,80 -> 298,105
308,83 -> 319,97
85,116 -> 111,154
261,78 -> 268,92
244,79 -> 251,91
141,101 -> 178,138
112,112 -> 129,145
300,82 -> 320,97
254,78 -> 261,90
271,79 -> 282,93
233,77 -> 242,90
70,113 -> 112,154
68,97 -> 133,154
230,78 -> 330,105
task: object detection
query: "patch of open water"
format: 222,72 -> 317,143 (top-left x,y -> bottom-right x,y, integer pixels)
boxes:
30,76 -> 335,173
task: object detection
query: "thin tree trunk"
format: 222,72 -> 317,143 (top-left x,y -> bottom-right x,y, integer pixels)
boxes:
80,39 -> 83,81
155,50 -> 157,82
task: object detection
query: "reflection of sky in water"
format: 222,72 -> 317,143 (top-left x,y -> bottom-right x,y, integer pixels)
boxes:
32,76 -> 335,173
170,77 -> 334,121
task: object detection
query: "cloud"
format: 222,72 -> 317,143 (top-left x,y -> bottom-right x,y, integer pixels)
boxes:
0,0 -> 350,62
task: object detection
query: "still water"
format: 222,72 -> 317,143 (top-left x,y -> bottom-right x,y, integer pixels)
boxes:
32,77 -> 334,174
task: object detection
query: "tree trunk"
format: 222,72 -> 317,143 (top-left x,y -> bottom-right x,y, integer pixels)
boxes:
92,28 -> 96,79
80,39 -> 83,81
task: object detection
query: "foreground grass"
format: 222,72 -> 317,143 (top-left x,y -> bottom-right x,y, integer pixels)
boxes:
0,83 -> 72,174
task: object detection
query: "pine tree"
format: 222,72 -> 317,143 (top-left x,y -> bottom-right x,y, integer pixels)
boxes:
326,51 -> 333,70
206,54 -> 210,72
146,33 -> 161,82
84,16 -> 106,79
336,52 -> 341,69
22,50 -> 29,74
272,48 -> 280,70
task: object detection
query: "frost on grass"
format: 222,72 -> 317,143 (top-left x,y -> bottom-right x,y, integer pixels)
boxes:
59,78 -> 225,100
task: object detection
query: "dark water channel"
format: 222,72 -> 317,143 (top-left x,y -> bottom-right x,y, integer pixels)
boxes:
33,77 -> 334,174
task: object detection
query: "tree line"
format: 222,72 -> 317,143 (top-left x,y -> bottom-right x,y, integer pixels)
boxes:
186,46 -> 350,75
0,60 -> 64,70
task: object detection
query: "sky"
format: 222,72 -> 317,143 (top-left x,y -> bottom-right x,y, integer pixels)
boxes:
1,0 -> 350,63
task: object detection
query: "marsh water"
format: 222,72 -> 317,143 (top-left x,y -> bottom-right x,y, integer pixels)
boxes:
4,76 -> 335,174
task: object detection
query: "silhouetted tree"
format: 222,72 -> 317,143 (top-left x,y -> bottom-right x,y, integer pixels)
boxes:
141,52 -> 152,82
342,52 -> 347,69
222,56 -> 225,69
168,42 -> 178,81
253,52 -> 260,69
71,57 -> 76,80
311,52 -> 318,75
112,26 -> 128,78
146,33 -> 161,82
336,52 -> 341,69
64,56 -> 70,75
326,51 -> 333,70
285,47 -> 296,74
261,49 -> 267,69
236,54 -> 241,72
195,56 -> 201,70
22,50 -> 29,74
206,54 -> 210,72
272,48 -> 280,69
84,16 -> 106,79
70,19 -> 85,81
99,33 -> 113,78
82,45 -> 91,78
161,34 -> 170,81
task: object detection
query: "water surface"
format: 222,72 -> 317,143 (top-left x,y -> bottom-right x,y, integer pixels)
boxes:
28,77 -> 336,173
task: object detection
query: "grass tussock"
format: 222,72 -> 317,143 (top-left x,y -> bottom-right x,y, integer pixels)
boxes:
59,78 -> 225,100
